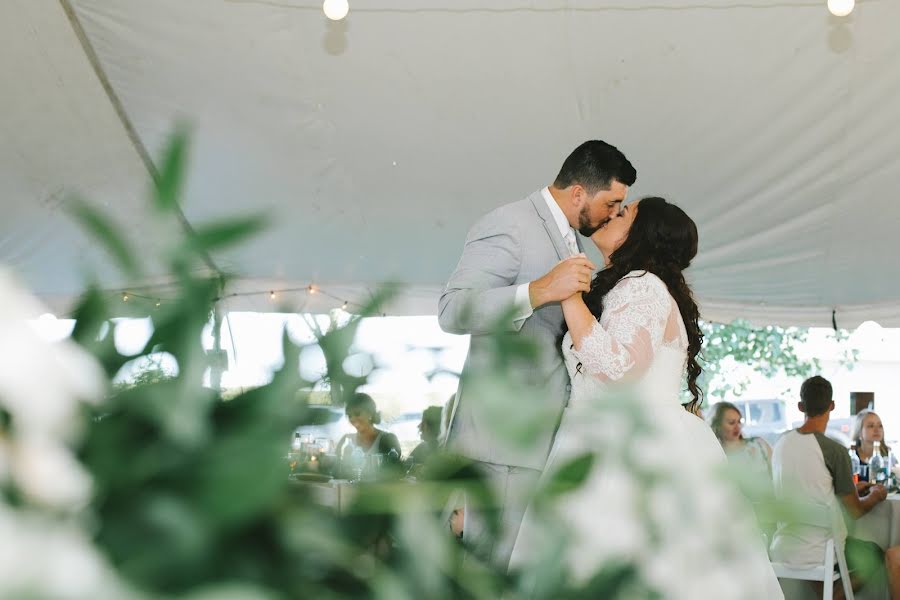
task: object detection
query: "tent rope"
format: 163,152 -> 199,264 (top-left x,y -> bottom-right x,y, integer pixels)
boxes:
57,0 -> 224,289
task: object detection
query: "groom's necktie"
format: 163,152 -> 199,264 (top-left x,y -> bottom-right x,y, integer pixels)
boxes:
564,230 -> 579,256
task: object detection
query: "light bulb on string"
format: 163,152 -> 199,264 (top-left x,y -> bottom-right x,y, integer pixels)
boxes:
323,0 -> 349,21
269,291 -> 276,300
341,301 -> 348,310
155,300 -> 161,308
122,292 -> 129,302
827,0 -> 855,17
308,285 -> 318,295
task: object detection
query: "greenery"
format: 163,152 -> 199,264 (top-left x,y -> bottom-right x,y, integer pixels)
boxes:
43,129 -> 670,598
2,128 -> 827,598
698,319 -> 857,402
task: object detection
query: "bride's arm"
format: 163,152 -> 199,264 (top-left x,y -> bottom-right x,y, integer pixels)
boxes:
561,275 -> 671,382
560,293 -> 596,351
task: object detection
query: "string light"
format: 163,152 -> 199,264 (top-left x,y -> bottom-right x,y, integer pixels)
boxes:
323,0 -> 349,21
827,0 -> 854,16
116,284 -> 366,313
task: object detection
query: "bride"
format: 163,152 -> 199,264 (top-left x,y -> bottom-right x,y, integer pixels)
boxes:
508,197 -> 783,599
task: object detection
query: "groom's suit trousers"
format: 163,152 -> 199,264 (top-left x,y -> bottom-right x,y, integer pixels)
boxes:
463,460 -> 541,571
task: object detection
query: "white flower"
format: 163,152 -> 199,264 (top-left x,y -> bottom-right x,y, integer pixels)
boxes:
0,505 -> 134,600
0,269 -> 105,441
0,268 -> 105,508
11,436 -> 93,508
0,269 -> 134,597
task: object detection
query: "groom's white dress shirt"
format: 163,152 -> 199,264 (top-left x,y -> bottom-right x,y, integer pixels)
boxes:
512,187 -> 578,323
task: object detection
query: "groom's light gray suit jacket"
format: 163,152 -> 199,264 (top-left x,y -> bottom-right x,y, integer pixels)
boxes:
438,190 -> 578,471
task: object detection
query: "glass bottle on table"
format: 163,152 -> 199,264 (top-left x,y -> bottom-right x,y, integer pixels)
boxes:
339,436 -> 365,481
890,449 -> 896,490
288,432 -> 303,473
850,444 -> 861,485
870,441 -> 886,486
351,446 -> 365,481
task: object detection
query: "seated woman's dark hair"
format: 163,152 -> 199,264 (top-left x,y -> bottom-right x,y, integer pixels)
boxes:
345,392 -> 381,425
583,196 -> 704,410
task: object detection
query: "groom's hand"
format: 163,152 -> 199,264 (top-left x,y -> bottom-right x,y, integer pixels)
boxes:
529,254 -> 595,308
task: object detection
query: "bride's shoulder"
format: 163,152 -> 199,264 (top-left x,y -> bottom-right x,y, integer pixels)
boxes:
612,270 -> 667,294
604,271 -> 670,308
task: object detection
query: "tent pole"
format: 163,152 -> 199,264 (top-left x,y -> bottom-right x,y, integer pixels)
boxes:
58,0 -> 223,278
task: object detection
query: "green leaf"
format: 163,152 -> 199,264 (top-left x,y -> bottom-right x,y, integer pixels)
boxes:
70,285 -> 108,345
572,562 -> 661,600
184,215 -> 268,254
542,453 -> 595,497
68,197 -> 140,277
152,127 -> 189,213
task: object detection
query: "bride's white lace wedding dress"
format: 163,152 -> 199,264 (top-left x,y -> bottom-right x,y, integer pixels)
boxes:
509,271 -> 783,599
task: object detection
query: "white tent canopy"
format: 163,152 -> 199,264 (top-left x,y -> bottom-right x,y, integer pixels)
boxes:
3,0 -> 900,327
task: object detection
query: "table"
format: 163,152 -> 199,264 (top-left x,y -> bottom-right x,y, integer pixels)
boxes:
854,493 -> 900,550
846,494 -> 900,600
291,477 -> 351,512
291,477 -> 415,514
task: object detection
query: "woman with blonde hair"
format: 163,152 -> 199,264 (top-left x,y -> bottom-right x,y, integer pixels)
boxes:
852,409 -> 896,477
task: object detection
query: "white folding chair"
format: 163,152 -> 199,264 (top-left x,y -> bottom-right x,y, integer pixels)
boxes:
769,503 -> 854,600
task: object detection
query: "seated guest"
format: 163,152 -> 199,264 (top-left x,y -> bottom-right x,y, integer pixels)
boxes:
709,402 -> 774,534
853,408 -> 896,479
771,376 -> 890,597
709,401 -> 773,483
336,393 -> 402,461
405,406 -> 443,475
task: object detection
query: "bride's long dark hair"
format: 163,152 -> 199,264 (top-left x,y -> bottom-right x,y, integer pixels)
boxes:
583,196 -> 704,412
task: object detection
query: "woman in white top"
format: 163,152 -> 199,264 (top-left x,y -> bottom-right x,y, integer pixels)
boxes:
336,393 -> 401,462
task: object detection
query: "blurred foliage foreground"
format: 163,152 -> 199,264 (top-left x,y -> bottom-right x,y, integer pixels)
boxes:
0,130 -> 784,599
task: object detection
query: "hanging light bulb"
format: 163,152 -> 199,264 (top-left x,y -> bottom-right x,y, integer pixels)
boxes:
269,291 -> 276,300
308,285 -> 318,295
827,0 -> 855,17
323,0 -> 349,21
341,301 -> 348,310
122,292 -> 129,302
155,300 -> 161,308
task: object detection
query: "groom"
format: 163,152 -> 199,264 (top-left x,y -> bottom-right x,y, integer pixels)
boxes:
438,140 -> 636,568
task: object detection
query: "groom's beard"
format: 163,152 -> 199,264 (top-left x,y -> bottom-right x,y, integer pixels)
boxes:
577,205 -> 607,237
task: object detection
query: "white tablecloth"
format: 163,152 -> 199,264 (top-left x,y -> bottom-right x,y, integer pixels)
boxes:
844,494 -> 900,600
854,493 -> 900,549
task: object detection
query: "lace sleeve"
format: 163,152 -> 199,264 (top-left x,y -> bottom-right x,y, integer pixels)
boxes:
570,273 -> 672,382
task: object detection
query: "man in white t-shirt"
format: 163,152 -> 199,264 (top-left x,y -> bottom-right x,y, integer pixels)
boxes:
771,376 -> 890,595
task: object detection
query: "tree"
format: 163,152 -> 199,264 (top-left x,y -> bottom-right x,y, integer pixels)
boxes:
698,319 -> 856,403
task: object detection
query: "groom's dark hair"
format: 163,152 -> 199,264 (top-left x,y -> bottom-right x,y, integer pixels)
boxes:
554,140 -> 636,192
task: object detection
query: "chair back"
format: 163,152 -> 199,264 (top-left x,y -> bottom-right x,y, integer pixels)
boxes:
768,500 -> 854,600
